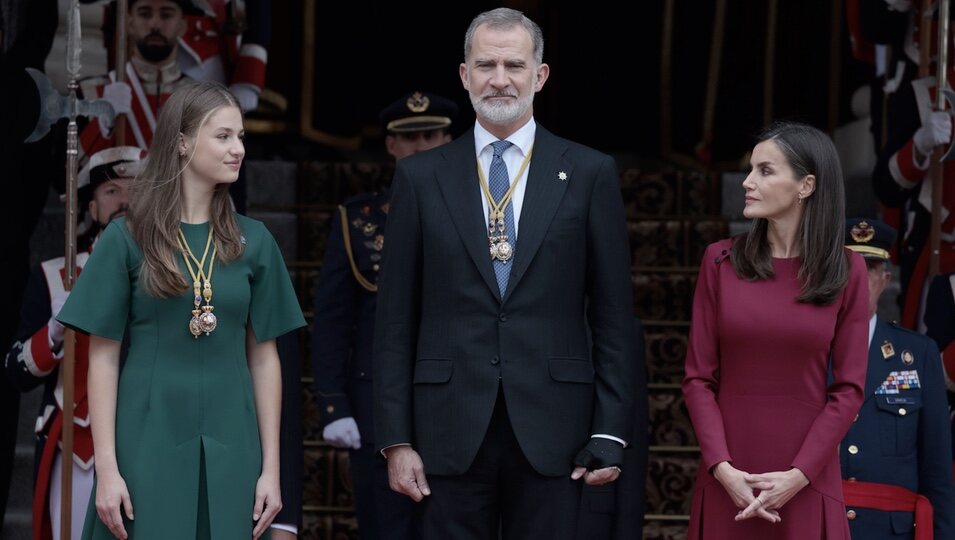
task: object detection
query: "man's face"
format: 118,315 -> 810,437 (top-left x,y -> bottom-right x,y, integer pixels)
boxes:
865,259 -> 892,318
89,177 -> 132,226
459,24 -> 549,129
386,129 -> 452,160
129,0 -> 184,63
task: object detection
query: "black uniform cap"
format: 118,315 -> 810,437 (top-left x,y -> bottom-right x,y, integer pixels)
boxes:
844,217 -> 898,262
379,91 -> 458,134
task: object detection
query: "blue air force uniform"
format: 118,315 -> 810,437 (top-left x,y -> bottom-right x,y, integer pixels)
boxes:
313,191 -> 388,442
840,218 -> 955,539
311,91 -> 457,539
311,191 -> 417,538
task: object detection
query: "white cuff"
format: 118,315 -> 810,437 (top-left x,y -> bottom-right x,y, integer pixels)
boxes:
591,433 -> 627,447
270,523 -> 297,535
380,442 -> 411,458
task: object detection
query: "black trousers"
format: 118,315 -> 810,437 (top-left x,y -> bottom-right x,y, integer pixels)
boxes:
350,444 -> 419,540
420,386 -> 581,540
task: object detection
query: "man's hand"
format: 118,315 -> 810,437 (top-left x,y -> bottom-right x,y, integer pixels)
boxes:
230,83 -> 260,113
914,110 -> 953,157
383,446 -> 430,502
571,438 -> 624,485
101,82 -> 133,116
571,465 -> 621,485
322,417 -> 361,449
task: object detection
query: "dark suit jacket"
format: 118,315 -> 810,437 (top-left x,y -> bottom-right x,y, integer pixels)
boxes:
373,124 -> 636,477
840,317 -> 955,539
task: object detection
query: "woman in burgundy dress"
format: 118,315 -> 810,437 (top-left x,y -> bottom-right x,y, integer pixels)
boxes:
682,122 -> 869,539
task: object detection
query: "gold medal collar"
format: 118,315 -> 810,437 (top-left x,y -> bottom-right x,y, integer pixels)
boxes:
177,226 -> 218,338
476,142 -> 534,262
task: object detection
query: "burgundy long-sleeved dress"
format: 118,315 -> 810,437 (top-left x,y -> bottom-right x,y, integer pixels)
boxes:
683,239 -> 868,539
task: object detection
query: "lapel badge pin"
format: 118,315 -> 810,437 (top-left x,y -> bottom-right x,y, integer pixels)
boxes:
901,350 -> 914,366
881,341 -> 895,359
558,171 -> 568,181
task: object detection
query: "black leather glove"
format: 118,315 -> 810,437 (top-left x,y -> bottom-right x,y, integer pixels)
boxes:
573,437 -> 624,471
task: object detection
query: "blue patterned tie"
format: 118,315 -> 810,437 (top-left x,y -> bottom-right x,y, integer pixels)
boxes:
489,140 -> 514,298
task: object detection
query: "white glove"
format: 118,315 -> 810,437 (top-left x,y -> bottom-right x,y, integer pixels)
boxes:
229,83 -> 260,113
322,417 -> 361,449
48,289 -> 69,349
913,110 -> 953,155
884,0 -> 912,12
101,82 -> 133,116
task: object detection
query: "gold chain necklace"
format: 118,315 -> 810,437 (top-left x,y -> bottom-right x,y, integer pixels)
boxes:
475,143 -> 534,262
177,226 -> 218,338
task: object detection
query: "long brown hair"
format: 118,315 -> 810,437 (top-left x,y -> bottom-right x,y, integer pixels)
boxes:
127,80 -> 244,298
730,121 -> 849,305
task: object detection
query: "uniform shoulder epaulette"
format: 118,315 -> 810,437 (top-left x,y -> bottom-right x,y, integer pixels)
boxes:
888,320 -> 925,337
342,191 -> 381,208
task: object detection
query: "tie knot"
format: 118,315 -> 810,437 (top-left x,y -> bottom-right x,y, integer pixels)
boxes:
491,140 -> 512,158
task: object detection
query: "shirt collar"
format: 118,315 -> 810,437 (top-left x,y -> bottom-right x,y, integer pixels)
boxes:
130,55 -> 182,84
473,117 -> 537,159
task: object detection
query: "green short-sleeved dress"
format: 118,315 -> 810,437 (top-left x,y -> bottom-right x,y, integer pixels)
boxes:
57,215 -> 306,540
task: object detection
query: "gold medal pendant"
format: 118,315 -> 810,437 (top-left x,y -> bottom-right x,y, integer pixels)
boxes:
199,306 -> 217,335
178,228 -> 218,339
189,312 -> 203,337
495,240 -> 513,261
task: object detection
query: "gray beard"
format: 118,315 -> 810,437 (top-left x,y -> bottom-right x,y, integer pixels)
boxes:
471,93 -> 533,126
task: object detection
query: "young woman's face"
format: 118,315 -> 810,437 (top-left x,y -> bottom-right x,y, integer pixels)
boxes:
183,105 -> 245,186
741,139 -> 812,221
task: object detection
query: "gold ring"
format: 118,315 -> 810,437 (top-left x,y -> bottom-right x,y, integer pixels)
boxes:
755,497 -> 764,506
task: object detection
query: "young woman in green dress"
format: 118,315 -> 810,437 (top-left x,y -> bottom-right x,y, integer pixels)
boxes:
57,80 -> 305,540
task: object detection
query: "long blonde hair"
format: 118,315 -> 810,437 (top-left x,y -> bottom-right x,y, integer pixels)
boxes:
128,80 -> 244,298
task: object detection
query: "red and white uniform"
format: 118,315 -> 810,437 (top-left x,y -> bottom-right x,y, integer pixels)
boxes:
6,252 -> 93,540
78,57 -> 190,158
177,0 -> 269,98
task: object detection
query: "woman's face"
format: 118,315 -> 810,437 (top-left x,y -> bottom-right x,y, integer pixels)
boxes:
182,105 -> 245,186
741,139 -> 812,221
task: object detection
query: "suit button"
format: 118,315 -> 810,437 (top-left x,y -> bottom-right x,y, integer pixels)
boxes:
848,445 -> 859,455
898,408 -> 907,416
847,477 -> 857,482
499,313 -> 507,322
359,371 -> 366,377
846,510 -> 857,520
491,356 -> 500,365
373,264 -> 380,272
326,405 -> 335,414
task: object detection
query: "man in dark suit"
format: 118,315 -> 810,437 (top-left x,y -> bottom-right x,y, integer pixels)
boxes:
372,8 -> 639,539
312,90 -> 457,539
840,218 -> 955,539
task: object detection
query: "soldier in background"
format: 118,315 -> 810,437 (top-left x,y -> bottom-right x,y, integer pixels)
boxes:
311,90 -> 457,539
840,217 -> 955,540
5,146 -> 141,540
867,0 -> 955,328
78,0 -> 192,159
